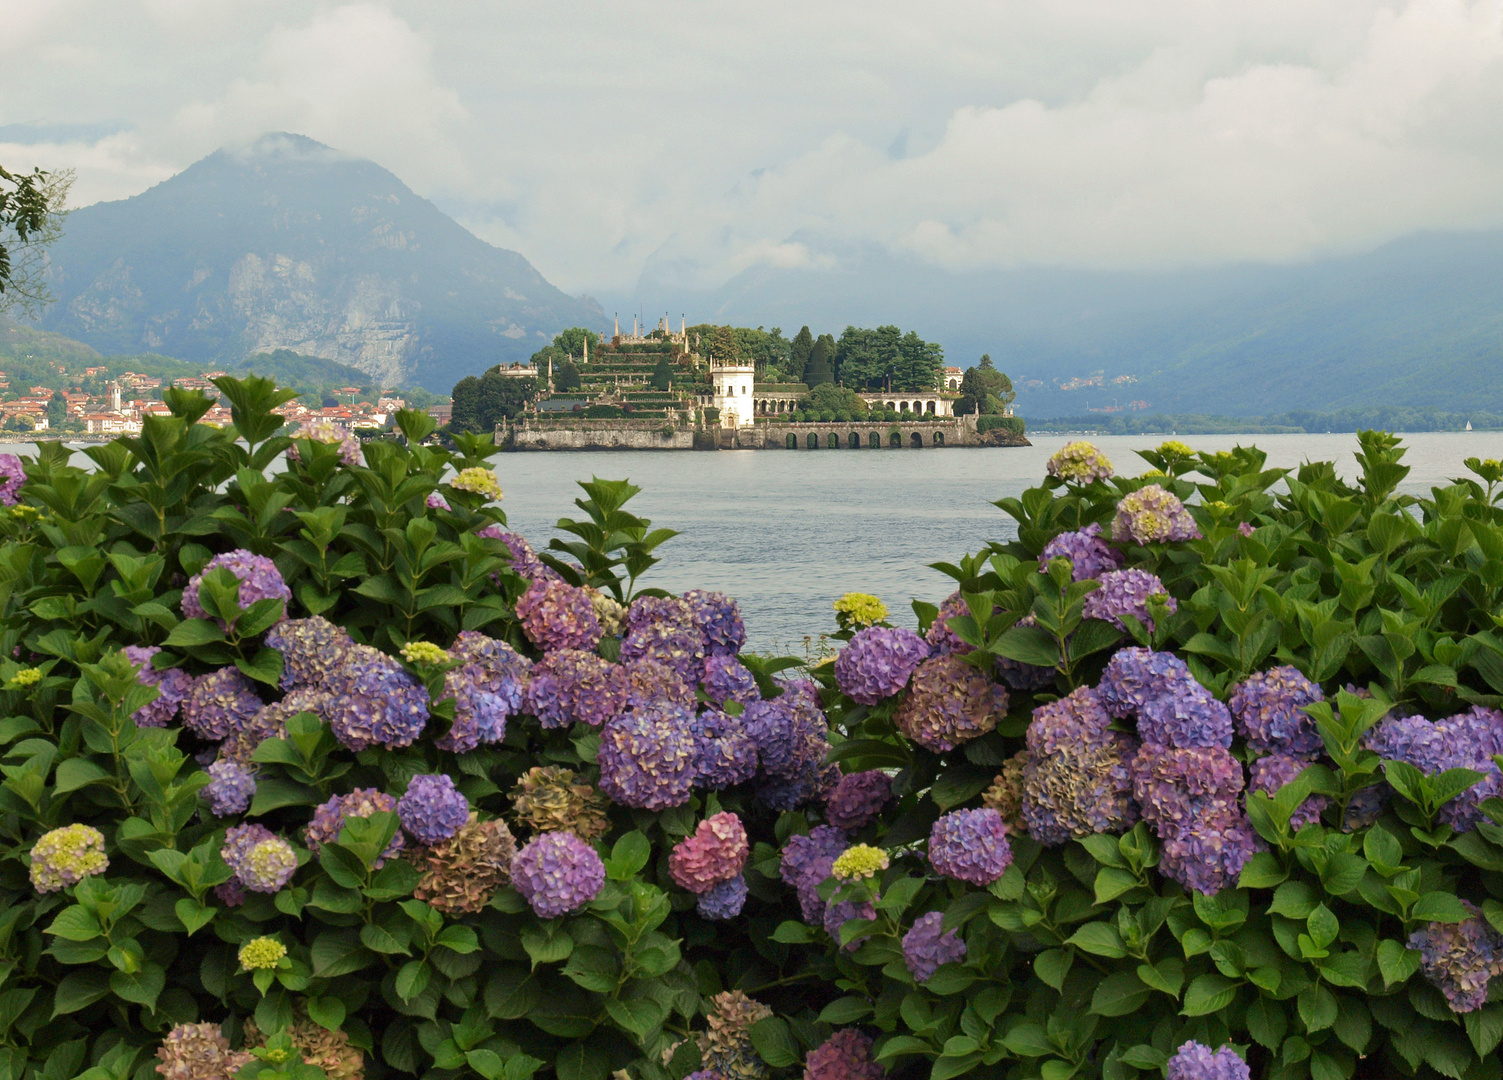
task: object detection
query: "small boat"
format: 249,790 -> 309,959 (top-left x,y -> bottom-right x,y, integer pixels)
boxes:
1466,421 -> 1473,431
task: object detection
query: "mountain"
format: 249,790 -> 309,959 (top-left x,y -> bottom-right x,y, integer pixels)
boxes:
36,133 -> 604,391
625,229 -> 1503,418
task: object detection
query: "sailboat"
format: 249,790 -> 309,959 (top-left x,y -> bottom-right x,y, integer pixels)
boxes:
1467,421 -> 1473,431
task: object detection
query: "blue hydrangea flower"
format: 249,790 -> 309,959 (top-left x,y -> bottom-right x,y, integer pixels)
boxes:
435,632 -> 530,752
696,874 -> 748,920
1166,1042 -> 1250,1080
182,549 -> 291,625
524,648 -> 623,729
123,645 -> 194,728
834,627 -> 931,705
929,808 -> 1012,885
894,654 -> 1008,753
203,760 -> 256,816
0,454 -> 25,506
824,771 -> 894,831
683,589 -> 746,656
265,616 -> 354,691
324,645 -> 429,751
1228,666 -> 1325,755
701,653 -> 759,707
182,667 -> 263,741
516,579 -> 602,652
1409,901 -> 1503,1013
621,596 -> 705,682
398,774 -> 470,845
1021,688 -> 1137,845
597,703 -> 697,809
780,825 -> 848,925
1082,570 -> 1177,632
511,831 -> 606,918
1137,682 -> 1233,749
1098,648 -> 1193,719
691,710 -> 760,789
1038,522 -> 1124,581
902,911 -> 967,982
618,656 -> 696,710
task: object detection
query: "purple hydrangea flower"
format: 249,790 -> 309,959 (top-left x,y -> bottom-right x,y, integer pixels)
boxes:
182,667 -> 263,741
304,789 -> 404,866
398,774 -> 470,845
264,615 -> 355,692
123,645 -> 195,728
894,654 -> 1008,753
1130,744 -> 1245,837
1159,817 -> 1260,895
1021,687 -> 1138,845
696,874 -> 748,920
1409,902 -> 1503,1013
524,648 -> 623,729
1248,754 -> 1327,830
683,589 -> 746,656
929,808 -> 1013,885
1039,522 -> 1125,581
669,812 -> 748,893
824,896 -> 878,949
804,1030 -> 885,1080
924,592 -> 974,657
203,760 -> 256,816
215,879 -> 246,907
425,491 -> 450,510
617,656 -> 696,710
0,454 -> 25,506
780,825 -> 848,925
621,596 -> 705,682
1082,569 -> 1178,632
477,526 -> 562,584
691,710 -> 760,789
701,653 -> 759,707
1166,1041 -> 1251,1080
1366,708 -> 1503,832
323,644 -> 429,751
902,911 -> 967,982
1229,666 -> 1325,755
1098,648 -> 1193,719
1028,686 -> 1114,753
597,703 -> 697,809
834,626 -> 932,705
1137,682 -> 1234,749
516,579 -> 602,652
825,771 -> 895,831
288,419 -> 361,466
511,831 -> 606,918
435,632 -> 531,752
746,685 -> 834,810
182,549 -> 291,625
221,824 -> 297,893
1112,484 -> 1201,545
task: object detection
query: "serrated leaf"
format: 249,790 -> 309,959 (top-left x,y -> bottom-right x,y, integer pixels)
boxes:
1090,970 -> 1151,1017
1181,974 -> 1239,1017
748,1017 -> 800,1069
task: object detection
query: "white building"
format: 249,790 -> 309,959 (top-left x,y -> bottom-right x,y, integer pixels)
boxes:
709,355 -> 756,428
857,392 -> 958,417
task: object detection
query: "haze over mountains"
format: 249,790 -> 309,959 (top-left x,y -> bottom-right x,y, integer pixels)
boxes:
26,132 -> 1503,416
36,134 -> 603,391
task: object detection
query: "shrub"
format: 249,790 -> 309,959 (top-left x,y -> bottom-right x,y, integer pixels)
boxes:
977,413 -> 1025,436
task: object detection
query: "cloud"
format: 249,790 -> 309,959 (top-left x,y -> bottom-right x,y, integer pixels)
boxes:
2,0 -> 1503,293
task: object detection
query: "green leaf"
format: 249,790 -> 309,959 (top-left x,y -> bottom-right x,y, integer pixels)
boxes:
772,921 -> 816,944
305,996 -> 345,1032
555,1043 -> 609,1080
249,778 -> 321,816
1377,939 -> 1420,987
483,969 -> 538,1019
748,1017 -> 800,1069
1181,974 -> 1239,1017
1090,971 -> 1151,1016
561,946 -> 619,994
45,906 -> 101,942
607,831 -> 651,880
1247,996 -> 1288,1049
174,898 -> 215,935
1464,1004 -> 1503,1058
1067,922 -> 1127,958
520,925 -> 574,967
1412,892 -> 1473,923
395,960 -> 429,1002
53,757 -> 112,794
1001,1021 -> 1052,1057
1238,852 -> 1288,888
309,931 -> 375,977
163,619 -> 226,647
51,970 -> 110,1016
109,964 -> 165,1009
1298,985 -> 1338,1032
1034,948 -> 1072,990
819,997 -> 873,1024
1269,880 -> 1318,919
234,648 -> 284,687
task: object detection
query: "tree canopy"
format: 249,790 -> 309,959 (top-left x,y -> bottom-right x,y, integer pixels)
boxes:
0,164 -> 71,318
553,327 -> 598,357
800,382 -> 867,417
554,358 -> 582,392
804,334 -> 835,386
956,354 -> 1016,415
450,369 -> 538,432
650,355 -> 675,391
832,325 -> 944,391
788,326 -> 814,382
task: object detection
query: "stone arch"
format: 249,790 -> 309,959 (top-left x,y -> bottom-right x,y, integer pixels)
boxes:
889,430 -> 902,447
868,431 -> 881,448
926,401 -> 936,414
848,431 -> 860,448
934,430 -> 945,446
827,431 -> 839,449
807,432 -> 819,449
885,401 -> 895,411
786,433 -> 797,450
910,431 -> 924,447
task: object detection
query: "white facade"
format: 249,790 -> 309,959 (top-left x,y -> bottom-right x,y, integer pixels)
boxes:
710,359 -> 756,428
857,392 -> 958,417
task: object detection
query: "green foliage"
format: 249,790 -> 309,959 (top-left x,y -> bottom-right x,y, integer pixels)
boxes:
976,415 -> 1025,436
833,325 -> 944,391
799,384 -> 867,419
0,164 -> 68,318
555,358 -> 583,393
957,355 -> 1015,415
650,356 -> 674,392
554,327 -> 599,357
804,335 -> 835,387
788,327 -> 814,383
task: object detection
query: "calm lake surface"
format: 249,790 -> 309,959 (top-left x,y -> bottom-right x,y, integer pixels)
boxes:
490,432 -> 1503,652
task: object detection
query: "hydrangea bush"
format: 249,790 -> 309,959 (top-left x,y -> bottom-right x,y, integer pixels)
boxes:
4,384 -> 1503,1080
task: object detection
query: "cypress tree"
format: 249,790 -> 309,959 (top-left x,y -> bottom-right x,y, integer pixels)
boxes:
789,326 -> 814,382
805,336 -> 835,386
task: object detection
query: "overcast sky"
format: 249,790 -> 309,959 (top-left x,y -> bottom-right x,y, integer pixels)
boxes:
4,0 -> 1503,295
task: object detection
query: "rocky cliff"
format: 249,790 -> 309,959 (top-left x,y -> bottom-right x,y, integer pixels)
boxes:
38,133 -> 604,390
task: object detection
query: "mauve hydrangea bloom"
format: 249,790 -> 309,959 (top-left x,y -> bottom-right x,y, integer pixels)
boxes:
181,549 -> 292,624
1238,521 -> 1256,537
1409,902 -> 1503,1013
265,616 -> 355,692
398,774 -> 469,845
825,771 -> 894,831
412,814 -> 516,915
525,648 -> 623,729
214,879 -> 246,907
683,589 -> 746,655
1131,744 -> 1245,837
929,808 -> 1013,885
598,703 -> 697,809
697,874 -> 748,920
304,789 -> 404,866
780,825 -> 848,925
894,653 -> 1007,753
124,645 -> 195,728
670,812 -> 749,893
701,653 -> 760,707
748,686 -> 835,810
1047,441 -> 1113,484
1098,648 -> 1192,719
1165,1041 -> 1251,1080
0,454 -> 25,506
516,579 -> 602,652
1082,569 -> 1178,632
1138,682 -> 1234,750
288,419 -> 362,466
984,752 -> 1029,832
804,1030 -> 885,1080
621,596 -> 706,681
1039,522 -> 1125,581
1112,484 -> 1202,545
217,687 -> 331,766
203,760 -> 256,816
1248,754 -> 1327,830
182,667 -> 263,741
834,626 -> 931,705
425,491 -> 450,511
156,1023 -> 253,1080
477,526 -> 562,584
30,824 -> 108,893
323,644 -> 429,751
692,710 -> 760,789
511,830 -> 606,918
902,911 -> 967,982
618,655 -> 696,710
1159,817 -> 1260,895
1021,688 -> 1137,844
924,592 -> 974,657
1367,708 -> 1503,831
435,632 -> 530,752
1229,666 -> 1325,755
824,896 -> 878,949
221,824 -> 297,893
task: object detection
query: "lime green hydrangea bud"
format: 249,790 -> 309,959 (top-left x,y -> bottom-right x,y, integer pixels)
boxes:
450,468 -> 502,499
8,667 -> 41,688
1157,440 -> 1194,459
831,844 -> 890,882
400,641 -> 450,665
238,937 -> 287,970
30,824 -> 108,893
833,593 -> 888,629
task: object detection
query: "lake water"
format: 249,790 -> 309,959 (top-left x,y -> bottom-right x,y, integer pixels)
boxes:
491,432 -> 1503,652
22,431 -> 1500,652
